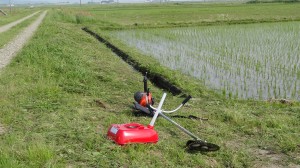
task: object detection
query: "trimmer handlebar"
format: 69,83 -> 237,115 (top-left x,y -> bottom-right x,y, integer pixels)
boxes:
149,95 -> 192,114
182,95 -> 192,105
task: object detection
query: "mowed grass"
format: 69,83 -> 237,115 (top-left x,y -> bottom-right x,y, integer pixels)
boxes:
0,4 -> 299,167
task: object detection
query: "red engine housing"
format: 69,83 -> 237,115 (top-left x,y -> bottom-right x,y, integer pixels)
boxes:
139,93 -> 153,107
107,123 -> 158,145
134,92 -> 154,107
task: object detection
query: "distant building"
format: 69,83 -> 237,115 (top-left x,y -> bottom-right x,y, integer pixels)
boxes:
88,0 -> 115,4
101,0 -> 114,3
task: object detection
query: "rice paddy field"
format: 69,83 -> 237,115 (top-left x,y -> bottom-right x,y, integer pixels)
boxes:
1,2 -> 300,167
111,21 -> 300,100
78,2 -> 300,101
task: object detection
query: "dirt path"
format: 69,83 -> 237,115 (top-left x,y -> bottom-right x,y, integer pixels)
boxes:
0,11 -> 40,34
0,11 -> 47,70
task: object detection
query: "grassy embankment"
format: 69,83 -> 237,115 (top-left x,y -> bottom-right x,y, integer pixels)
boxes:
0,3 -> 299,167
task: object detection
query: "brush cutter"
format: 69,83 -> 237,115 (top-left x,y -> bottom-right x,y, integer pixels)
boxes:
108,93 -> 220,152
133,74 -> 206,120
134,95 -> 191,116
133,75 -> 219,151
133,73 -> 191,116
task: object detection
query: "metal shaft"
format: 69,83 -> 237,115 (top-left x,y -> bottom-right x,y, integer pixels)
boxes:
149,93 -> 166,127
159,112 -> 202,141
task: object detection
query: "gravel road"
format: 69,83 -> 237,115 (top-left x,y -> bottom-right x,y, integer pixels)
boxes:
0,11 -> 40,33
0,11 -> 47,70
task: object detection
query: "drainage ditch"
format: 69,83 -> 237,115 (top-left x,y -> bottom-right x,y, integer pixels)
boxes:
82,27 -> 184,96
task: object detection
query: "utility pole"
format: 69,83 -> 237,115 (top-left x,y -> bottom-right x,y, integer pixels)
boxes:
9,0 -> 12,14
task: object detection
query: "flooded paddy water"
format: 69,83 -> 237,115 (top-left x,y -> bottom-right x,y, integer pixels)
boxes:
112,22 -> 300,101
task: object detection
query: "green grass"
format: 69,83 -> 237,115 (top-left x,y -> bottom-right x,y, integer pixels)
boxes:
0,7 -> 40,26
0,4 -> 299,167
81,3 -> 300,29
44,3 -> 300,30
0,13 -> 40,48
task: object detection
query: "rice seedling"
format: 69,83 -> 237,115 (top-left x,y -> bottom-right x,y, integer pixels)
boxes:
111,21 -> 300,100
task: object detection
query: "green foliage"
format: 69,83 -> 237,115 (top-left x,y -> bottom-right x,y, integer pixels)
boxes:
49,9 -> 77,23
49,8 -> 96,24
